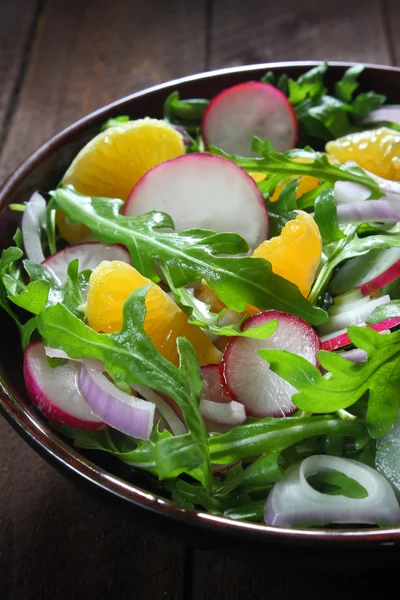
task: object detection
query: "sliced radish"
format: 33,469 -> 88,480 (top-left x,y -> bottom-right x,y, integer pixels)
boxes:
24,341 -> 104,430
222,311 -> 321,418
329,247 -> 400,296
362,105 -> 400,126
42,242 -> 131,284
200,364 -> 231,404
320,318 -> 400,351
318,291 -> 390,338
201,81 -> 297,155
124,153 -> 268,252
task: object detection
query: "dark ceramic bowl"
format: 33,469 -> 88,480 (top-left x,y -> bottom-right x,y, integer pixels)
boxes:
1,61 -> 400,563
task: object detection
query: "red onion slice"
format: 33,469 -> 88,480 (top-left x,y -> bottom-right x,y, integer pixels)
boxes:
200,399 -> 246,425
334,181 -> 371,205
336,200 -> 399,224
265,455 -> 400,528
21,192 -> 46,264
79,363 -> 155,440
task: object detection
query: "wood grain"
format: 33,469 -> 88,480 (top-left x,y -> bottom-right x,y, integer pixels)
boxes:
208,0 -> 391,69
385,0 -> 400,65
0,419 -> 186,600
0,0 -> 207,183
0,0 -> 39,141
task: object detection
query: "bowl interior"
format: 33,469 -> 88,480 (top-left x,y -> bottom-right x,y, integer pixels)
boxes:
1,61 -> 400,552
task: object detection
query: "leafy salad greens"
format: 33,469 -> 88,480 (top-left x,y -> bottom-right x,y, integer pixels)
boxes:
2,62 -> 400,529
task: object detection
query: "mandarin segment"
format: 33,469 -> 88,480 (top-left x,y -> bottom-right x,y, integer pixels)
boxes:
326,127 -> 400,181
85,261 -> 220,366
252,211 -> 322,297
63,118 -> 185,200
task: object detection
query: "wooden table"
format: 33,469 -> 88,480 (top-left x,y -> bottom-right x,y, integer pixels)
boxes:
0,1 -> 399,597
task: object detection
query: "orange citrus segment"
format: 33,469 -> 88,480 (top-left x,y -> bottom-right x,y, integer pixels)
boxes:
85,261 -> 221,366
63,118 -> 185,200
253,211 -> 322,297
326,127 -> 400,181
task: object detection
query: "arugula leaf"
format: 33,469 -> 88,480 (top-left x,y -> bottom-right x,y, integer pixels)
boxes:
36,287 -> 212,489
259,326 -> 400,437
163,268 -> 278,339
313,188 -> 345,244
265,177 -> 298,212
214,452 -> 283,496
307,470 -> 368,498
366,299 -> 400,324
309,227 -> 400,303
335,64 -> 364,103
211,139 -> 381,201
288,62 -> 328,104
51,187 -> 326,325
223,500 -> 266,522
208,415 -> 367,464
100,115 -> 130,131
163,91 -> 209,122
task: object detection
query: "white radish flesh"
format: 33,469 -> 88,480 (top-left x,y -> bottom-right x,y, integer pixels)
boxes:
24,341 -> 104,429
42,242 -> 131,284
201,81 -> 297,155
222,311 -> 321,418
124,153 -> 268,252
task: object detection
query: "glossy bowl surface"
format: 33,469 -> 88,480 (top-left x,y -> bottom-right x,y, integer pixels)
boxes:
1,61 -> 400,560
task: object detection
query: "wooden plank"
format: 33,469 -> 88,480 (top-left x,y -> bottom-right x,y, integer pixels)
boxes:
385,1 -> 400,65
208,0 -> 391,69
0,0 -> 38,140
0,419 -> 186,599
0,0 -> 207,183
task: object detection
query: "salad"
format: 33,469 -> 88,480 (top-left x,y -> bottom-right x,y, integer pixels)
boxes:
3,62 -> 400,529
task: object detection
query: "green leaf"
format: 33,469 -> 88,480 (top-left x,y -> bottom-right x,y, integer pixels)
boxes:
36,287 -> 212,489
8,279 -> 49,314
307,470 -> 368,498
366,299 -> 400,324
313,188 -> 345,244
163,267 -> 278,339
214,451 -> 284,495
288,62 -> 328,104
51,187 -> 326,325
223,500 -> 265,522
335,64 -> 364,103
212,141 -> 381,199
309,228 -> 400,303
163,91 -> 209,122
259,326 -> 400,437
0,247 -> 23,270
208,415 -> 367,464
100,115 -> 130,131
351,91 -> 386,116
266,177 -> 298,213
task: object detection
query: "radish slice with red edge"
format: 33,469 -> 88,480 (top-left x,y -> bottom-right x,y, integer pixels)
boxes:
329,247 -> 400,296
24,341 -> 104,430
201,81 -> 297,155
320,318 -> 400,351
265,455 -> 400,528
200,364 -> 231,404
78,363 -> 155,440
318,292 -> 390,338
21,192 -> 46,264
222,310 -> 321,418
124,153 -> 268,252
42,242 -> 131,285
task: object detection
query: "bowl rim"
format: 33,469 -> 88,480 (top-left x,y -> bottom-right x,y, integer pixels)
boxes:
2,60 -> 400,548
